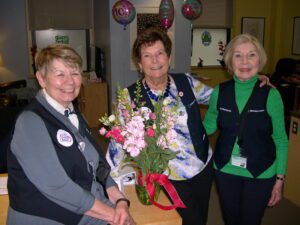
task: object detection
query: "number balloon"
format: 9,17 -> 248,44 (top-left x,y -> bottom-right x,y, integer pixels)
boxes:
112,0 -> 136,30
159,0 -> 174,30
181,0 -> 203,20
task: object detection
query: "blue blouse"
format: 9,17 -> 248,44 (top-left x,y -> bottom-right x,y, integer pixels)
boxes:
106,74 -> 213,181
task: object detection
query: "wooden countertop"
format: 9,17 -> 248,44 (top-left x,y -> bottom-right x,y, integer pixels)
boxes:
124,185 -> 182,225
0,175 -> 181,225
0,174 -> 8,225
0,195 -> 8,225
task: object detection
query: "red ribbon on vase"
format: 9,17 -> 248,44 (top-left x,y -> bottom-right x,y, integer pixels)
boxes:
138,171 -> 186,210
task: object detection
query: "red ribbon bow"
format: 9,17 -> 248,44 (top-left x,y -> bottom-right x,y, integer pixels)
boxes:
138,171 -> 186,210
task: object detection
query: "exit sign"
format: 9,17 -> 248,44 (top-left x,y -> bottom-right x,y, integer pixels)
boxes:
55,35 -> 69,44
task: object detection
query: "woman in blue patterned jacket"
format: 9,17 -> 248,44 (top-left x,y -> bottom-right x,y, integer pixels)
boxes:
106,27 -> 214,225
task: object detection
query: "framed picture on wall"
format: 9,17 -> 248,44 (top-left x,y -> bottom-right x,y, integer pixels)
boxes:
241,17 -> 265,45
292,17 -> 300,55
191,28 -> 230,67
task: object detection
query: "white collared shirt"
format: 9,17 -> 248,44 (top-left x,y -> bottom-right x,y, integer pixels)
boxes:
42,89 -> 79,129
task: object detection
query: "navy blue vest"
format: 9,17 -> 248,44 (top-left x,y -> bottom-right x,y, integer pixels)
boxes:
214,79 -> 276,177
7,100 -> 108,225
127,73 -> 209,163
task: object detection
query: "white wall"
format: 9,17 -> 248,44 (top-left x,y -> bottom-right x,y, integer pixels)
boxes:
0,0 -> 37,87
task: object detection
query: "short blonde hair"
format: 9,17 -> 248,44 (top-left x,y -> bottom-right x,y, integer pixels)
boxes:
35,44 -> 82,76
223,34 -> 267,74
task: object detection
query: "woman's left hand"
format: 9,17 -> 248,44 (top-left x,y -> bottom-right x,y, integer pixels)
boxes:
258,75 -> 276,88
268,179 -> 284,207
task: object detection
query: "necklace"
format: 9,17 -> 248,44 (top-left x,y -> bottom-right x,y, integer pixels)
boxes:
144,76 -> 171,101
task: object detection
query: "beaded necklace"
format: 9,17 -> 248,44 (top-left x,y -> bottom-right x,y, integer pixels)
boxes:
144,76 -> 171,101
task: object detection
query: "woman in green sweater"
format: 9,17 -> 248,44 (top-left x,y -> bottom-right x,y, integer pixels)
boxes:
203,34 -> 288,225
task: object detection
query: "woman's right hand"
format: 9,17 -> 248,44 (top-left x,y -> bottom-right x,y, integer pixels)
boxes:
112,202 -> 136,225
85,194 -> 136,225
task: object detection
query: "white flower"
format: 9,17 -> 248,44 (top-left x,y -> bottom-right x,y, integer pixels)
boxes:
163,98 -> 171,106
108,114 -> 116,122
102,119 -> 111,126
153,124 -> 157,130
140,107 -> 151,120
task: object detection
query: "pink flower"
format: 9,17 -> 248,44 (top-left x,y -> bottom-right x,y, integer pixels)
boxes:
157,129 -> 177,149
105,131 -> 111,138
109,128 -> 125,143
166,129 -> 177,143
122,109 -> 130,119
127,146 -> 141,157
111,128 -> 121,139
116,135 -> 124,143
99,127 -> 107,136
157,135 -> 167,149
149,112 -> 156,120
130,101 -> 136,109
146,127 -> 155,137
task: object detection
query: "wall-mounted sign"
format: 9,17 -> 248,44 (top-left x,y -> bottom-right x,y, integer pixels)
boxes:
55,35 -> 69,44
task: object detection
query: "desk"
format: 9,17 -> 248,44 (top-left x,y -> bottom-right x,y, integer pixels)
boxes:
0,174 -> 8,225
0,181 -> 181,225
0,194 -> 8,225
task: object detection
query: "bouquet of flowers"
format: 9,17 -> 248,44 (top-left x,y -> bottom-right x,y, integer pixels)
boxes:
99,81 -> 186,210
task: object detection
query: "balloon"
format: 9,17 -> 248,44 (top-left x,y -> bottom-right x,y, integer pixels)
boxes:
112,0 -> 136,30
159,0 -> 174,30
181,0 -> 203,20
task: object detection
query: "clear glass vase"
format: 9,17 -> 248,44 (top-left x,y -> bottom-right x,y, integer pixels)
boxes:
135,181 -> 161,205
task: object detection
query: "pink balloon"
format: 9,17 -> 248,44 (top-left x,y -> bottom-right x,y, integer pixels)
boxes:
159,0 -> 174,30
112,0 -> 136,29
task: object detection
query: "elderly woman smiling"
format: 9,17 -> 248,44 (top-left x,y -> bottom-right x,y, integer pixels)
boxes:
7,44 -> 135,225
106,27 -> 214,225
203,34 -> 288,225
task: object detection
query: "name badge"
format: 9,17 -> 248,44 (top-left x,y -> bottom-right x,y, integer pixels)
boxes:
56,129 -> 73,147
231,155 -> 247,168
